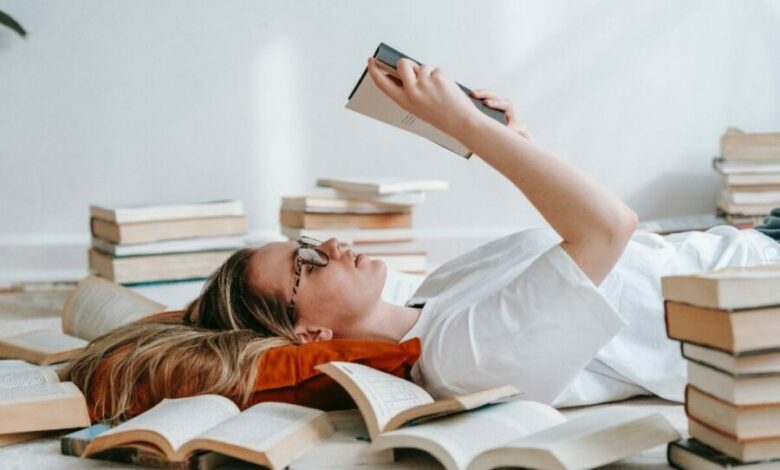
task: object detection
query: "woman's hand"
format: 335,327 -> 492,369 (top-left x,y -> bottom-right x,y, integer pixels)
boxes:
367,57 -> 484,138
470,89 -> 534,142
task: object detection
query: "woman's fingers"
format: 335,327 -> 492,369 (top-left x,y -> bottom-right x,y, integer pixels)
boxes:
484,98 -> 513,112
396,58 -> 418,89
470,89 -> 500,100
367,58 -> 407,107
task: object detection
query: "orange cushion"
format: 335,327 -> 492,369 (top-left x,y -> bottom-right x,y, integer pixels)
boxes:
85,311 -> 420,420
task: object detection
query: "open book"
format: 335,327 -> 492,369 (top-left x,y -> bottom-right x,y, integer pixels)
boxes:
0,359 -> 90,439
0,276 -> 165,365
346,43 -> 506,159
318,362 -> 681,470
82,395 -> 334,469
316,361 -> 520,440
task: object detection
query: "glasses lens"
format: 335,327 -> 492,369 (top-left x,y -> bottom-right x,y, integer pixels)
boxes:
299,247 -> 328,266
299,236 -> 322,247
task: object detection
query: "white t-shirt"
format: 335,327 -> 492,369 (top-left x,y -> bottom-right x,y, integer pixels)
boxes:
401,226 -> 780,407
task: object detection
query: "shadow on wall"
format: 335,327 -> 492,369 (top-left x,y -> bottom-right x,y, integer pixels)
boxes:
625,171 -> 720,220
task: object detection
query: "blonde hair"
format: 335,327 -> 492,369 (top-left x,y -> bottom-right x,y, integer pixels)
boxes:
69,248 -> 300,423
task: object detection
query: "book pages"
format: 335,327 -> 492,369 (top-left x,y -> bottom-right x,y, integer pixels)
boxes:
381,270 -> 425,305
1,330 -> 88,354
330,362 -> 434,434
194,403 -> 325,453
0,360 -> 40,371
0,367 -> 59,390
62,276 -> 166,340
377,400 -> 565,470
0,382 -> 71,403
97,395 -> 239,454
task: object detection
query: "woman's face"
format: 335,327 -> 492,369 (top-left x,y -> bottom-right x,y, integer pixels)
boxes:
245,238 -> 387,340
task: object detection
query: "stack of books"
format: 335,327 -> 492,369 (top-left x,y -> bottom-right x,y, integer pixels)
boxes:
715,128 -> 780,227
662,264 -> 780,468
88,200 -> 249,285
280,178 -> 449,275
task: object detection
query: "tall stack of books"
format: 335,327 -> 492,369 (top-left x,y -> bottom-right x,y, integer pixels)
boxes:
279,178 -> 448,275
88,200 -> 249,285
715,128 -> 780,228
662,264 -> 780,468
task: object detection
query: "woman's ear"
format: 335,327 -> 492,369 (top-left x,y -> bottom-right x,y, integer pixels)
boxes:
293,324 -> 333,344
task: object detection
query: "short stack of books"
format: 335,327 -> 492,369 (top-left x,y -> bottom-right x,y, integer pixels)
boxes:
280,178 -> 449,275
88,200 -> 249,285
715,128 -> 780,228
662,264 -> 780,468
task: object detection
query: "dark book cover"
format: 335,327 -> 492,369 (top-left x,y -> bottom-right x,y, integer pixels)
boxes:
348,43 -> 508,125
668,438 -> 780,469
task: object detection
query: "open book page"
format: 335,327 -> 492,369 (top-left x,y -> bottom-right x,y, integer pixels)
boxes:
317,362 -> 434,439
290,409 -> 394,470
62,275 -> 166,340
180,402 -> 334,466
0,366 -> 59,389
1,330 -> 88,353
469,409 -> 681,470
375,400 -> 565,470
87,395 -> 239,458
0,381 -> 74,402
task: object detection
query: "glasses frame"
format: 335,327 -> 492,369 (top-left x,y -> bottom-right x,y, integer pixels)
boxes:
289,237 -> 329,314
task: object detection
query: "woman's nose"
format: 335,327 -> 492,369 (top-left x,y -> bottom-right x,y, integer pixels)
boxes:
319,238 -> 342,259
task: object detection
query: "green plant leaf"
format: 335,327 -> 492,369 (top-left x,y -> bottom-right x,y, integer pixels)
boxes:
0,10 -> 27,38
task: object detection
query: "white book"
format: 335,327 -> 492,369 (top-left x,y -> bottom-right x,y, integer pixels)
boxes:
721,172 -> 780,186
317,177 -> 449,196
721,188 -> 780,205
687,360 -> 780,405
345,43 -> 507,159
713,158 -> 780,175
316,362 -> 680,470
683,343 -> 780,375
90,200 -> 244,223
284,187 -> 426,207
281,226 -> 413,244
91,235 -> 251,257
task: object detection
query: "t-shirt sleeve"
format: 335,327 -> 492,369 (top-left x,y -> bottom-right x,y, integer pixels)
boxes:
416,243 -> 627,404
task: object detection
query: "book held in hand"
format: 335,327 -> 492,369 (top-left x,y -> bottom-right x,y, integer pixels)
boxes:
82,395 -> 334,469
317,361 -> 680,470
346,43 -> 507,159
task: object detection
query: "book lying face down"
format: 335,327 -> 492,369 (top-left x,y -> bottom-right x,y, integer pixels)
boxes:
346,43 -> 507,159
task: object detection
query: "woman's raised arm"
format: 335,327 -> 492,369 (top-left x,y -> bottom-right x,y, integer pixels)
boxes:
367,58 -> 637,286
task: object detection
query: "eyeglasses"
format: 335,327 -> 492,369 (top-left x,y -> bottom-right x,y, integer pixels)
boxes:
289,236 -> 329,313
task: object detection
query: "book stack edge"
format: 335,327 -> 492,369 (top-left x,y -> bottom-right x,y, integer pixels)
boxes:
715,128 -> 780,227
662,264 -> 780,468
88,200 -> 249,286
280,179 -> 449,275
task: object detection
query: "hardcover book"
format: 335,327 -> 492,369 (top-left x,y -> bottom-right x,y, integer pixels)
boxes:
346,43 -> 507,159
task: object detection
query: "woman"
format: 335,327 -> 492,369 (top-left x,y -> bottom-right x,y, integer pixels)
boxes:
72,57 -> 780,420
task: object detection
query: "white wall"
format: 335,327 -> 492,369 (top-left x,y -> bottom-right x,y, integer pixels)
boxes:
1,0 -> 779,281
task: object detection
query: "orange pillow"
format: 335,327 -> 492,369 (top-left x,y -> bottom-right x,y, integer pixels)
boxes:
84,311 -> 421,421
248,338 -> 421,410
